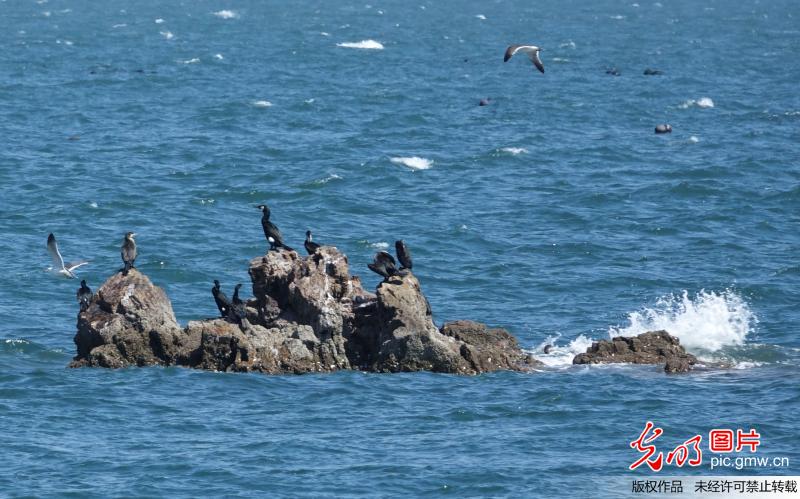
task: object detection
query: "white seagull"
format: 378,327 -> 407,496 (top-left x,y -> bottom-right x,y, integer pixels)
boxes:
47,233 -> 88,278
504,45 -> 545,74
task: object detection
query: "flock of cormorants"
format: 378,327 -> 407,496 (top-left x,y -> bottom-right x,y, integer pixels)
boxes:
73,204 -> 416,326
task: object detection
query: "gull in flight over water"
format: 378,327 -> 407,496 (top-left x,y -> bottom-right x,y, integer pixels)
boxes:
47,233 -> 88,278
504,45 -> 545,74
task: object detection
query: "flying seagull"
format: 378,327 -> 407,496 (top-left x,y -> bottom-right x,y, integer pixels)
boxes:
47,233 -> 88,278
504,45 -> 545,74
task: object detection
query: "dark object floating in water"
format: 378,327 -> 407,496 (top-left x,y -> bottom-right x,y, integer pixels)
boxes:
543,344 -> 553,354
643,68 -> 663,75
606,68 -> 621,76
77,280 -> 92,312
479,98 -> 491,106
655,124 -> 673,134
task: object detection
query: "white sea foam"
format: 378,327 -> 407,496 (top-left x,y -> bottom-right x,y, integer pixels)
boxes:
390,156 -> 432,170
89,202 -> 98,208
252,100 -> 272,107
320,32 -> 330,36
155,18 -> 165,24
689,136 -> 699,143
213,10 -> 238,19
475,14 -> 486,20
559,40 -> 576,49
180,58 -> 200,64
214,53 -> 224,60
532,335 -> 595,368
160,31 -> 174,40
501,147 -> 528,155
370,241 -> 389,249
314,173 -> 342,185
610,14 -> 625,19
337,39 -> 384,50
609,290 -> 755,353
112,23 -> 127,28
680,97 -> 714,109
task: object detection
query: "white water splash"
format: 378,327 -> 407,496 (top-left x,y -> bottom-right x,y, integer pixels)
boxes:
532,335 -> 595,368
475,14 -> 486,20
337,40 -> 384,50
160,31 -> 174,40
154,18 -> 165,24
314,173 -> 342,185
252,100 -> 272,108
501,147 -> 528,155
680,97 -> 715,109
689,136 -> 700,143
390,156 -> 432,170
214,53 -> 224,60
369,241 -> 389,250
609,290 -> 755,352
180,58 -> 200,64
213,10 -> 238,19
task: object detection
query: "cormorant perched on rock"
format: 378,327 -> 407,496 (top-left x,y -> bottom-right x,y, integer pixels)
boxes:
228,283 -> 247,324
211,280 -> 230,318
395,240 -> 413,270
304,230 -> 321,255
256,204 -> 294,252
368,251 -> 398,279
77,280 -> 92,312
121,232 -> 137,275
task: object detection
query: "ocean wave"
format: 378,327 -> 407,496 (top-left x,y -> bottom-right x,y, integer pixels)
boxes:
179,58 -> 200,64
390,156 -> 432,170
609,289 -> 755,354
252,100 -> 272,108
213,10 -> 238,19
531,334 -> 594,368
500,147 -> 528,155
337,40 -> 384,50
314,173 -> 342,185
679,97 -> 714,109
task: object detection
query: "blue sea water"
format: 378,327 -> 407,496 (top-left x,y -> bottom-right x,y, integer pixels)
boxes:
1,0 -> 799,496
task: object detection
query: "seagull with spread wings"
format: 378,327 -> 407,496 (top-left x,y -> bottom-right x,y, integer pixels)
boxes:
47,233 -> 88,278
504,45 -> 545,74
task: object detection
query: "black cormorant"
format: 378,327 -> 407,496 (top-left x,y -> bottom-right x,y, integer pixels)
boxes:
395,240 -> 413,270
368,251 -> 398,279
256,204 -> 294,252
121,232 -> 137,275
212,280 -> 230,318
77,280 -> 92,312
228,283 -> 247,324
304,230 -> 321,255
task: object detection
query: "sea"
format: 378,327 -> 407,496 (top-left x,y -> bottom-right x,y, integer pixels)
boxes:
0,0 -> 798,497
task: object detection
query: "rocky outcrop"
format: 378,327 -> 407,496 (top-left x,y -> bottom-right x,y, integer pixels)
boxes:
70,269 -> 189,368
72,246 -> 540,375
572,330 -> 697,373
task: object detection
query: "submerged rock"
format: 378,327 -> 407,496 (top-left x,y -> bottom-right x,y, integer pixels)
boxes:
71,246 -> 539,375
572,330 -> 697,373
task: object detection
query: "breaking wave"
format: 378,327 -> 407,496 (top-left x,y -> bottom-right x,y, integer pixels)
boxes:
679,97 -> 715,109
390,156 -> 432,170
337,40 -> 384,50
213,10 -> 238,19
609,290 -> 755,353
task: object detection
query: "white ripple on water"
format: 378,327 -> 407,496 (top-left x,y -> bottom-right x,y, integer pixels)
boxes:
155,18 -> 165,24
531,335 -> 595,368
475,14 -> 486,20
252,100 -> 273,108
679,97 -> 714,109
390,156 -> 433,170
213,10 -> 238,19
500,147 -> 528,155
314,173 -> 342,185
160,31 -> 174,40
214,53 -> 224,60
337,40 -> 384,50
179,58 -> 200,64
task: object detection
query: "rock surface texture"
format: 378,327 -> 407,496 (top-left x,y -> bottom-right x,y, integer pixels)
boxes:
572,330 -> 697,373
72,247 -> 542,375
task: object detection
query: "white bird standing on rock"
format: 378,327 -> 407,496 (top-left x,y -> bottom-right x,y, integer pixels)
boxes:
504,44 -> 545,74
47,233 -> 88,278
